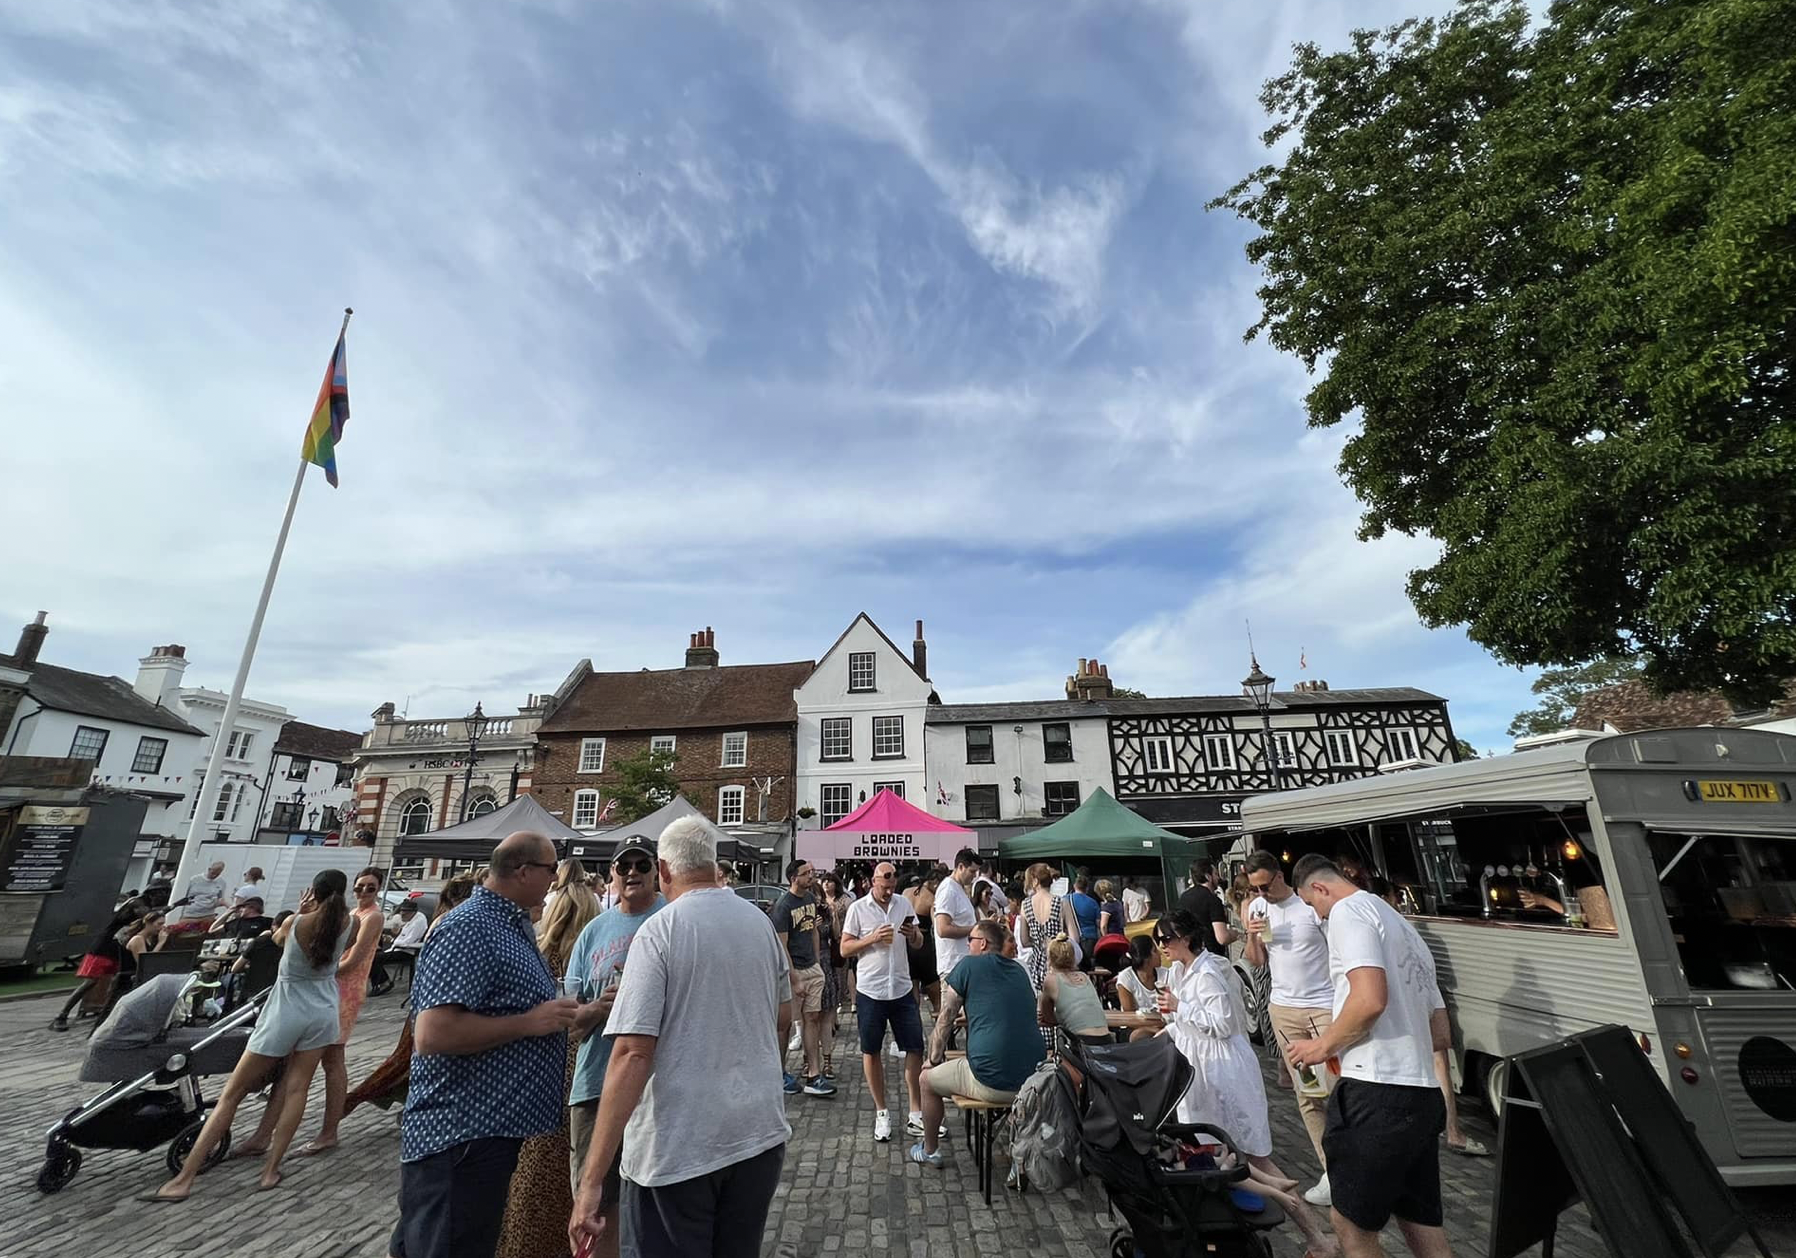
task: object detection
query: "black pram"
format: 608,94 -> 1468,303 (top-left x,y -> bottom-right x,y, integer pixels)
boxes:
38,973 -> 264,1193
1066,1034 -> 1286,1258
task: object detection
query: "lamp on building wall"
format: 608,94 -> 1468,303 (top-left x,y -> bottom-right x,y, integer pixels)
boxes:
459,702 -> 488,822
1242,656 -> 1284,790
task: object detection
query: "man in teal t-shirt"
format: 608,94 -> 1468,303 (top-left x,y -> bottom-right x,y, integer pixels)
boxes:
565,836 -> 666,1240
910,919 -> 1043,1165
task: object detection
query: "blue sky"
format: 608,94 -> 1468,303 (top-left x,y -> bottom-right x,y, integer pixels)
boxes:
0,0 -> 1538,752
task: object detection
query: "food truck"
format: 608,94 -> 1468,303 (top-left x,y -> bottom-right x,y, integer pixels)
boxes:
1239,728 -> 1796,1187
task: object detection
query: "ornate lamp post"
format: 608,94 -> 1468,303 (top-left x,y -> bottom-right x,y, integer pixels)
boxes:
1242,657 -> 1284,790
459,702 -> 489,822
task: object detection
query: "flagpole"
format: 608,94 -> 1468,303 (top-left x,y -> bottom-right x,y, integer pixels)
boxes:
170,309 -> 351,896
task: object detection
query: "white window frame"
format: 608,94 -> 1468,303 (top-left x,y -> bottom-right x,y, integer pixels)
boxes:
212,781 -> 245,823
820,718 -> 851,761
847,651 -> 876,692
398,796 -> 433,836
225,730 -> 255,759
717,785 -> 746,825
286,756 -> 311,782
1325,730 -> 1359,766
1144,736 -> 1175,774
1273,732 -> 1297,766
721,731 -> 748,768
820,783 -> 853,826
572,789 -> 601,829
872,780 -> 905,800
649,734 -> 677,756
1388,727 -> 1421,761
1202,733 -> 1235,771
578,738 -> 607,774
467,792 -> 498,817
871,715 -> 904,759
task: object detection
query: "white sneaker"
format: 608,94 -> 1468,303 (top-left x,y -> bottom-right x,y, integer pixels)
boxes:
873,1110 -> 891,1143
889,1039 -> 902,1058
905,1111 -> 925,1137
1303,1173 -> 1332,1207
788,1026 -> 802,1052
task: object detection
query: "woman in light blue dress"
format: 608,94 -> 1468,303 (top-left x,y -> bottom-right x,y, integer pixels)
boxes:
146,869 -> 363,1201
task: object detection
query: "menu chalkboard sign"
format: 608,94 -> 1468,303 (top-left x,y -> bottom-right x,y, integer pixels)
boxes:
2,805 -> 90,893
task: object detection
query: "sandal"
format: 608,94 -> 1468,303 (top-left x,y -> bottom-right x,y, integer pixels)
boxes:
1448,1136 -> 1491,1157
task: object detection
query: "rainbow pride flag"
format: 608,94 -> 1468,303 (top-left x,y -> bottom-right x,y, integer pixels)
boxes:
300,329 -> 350,487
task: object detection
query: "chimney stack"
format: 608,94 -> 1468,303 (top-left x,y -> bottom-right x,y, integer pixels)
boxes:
1066,656 -> 1117,701
133,642 -> 189,707
13,611 -> 48,668
685,626 -> 720,669
912,620 -> 928,680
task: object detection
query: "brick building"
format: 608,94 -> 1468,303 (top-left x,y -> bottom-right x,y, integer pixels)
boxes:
532,629 -> 813,845
1572,678 -> 1796,735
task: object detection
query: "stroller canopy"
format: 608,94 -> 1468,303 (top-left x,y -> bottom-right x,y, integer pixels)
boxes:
1077,1033 -> 1195,1157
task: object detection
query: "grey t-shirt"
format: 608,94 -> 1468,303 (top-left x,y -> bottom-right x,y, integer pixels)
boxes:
181,875 -> 226,920
771,891 -> 820,969
607,886 -> 792,1187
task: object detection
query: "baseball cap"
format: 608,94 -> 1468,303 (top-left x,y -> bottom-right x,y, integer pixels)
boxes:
613,834 -> 656,863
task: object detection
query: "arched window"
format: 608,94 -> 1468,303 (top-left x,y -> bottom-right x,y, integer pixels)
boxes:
399,796 -> 433,836
467,792 -> 498,818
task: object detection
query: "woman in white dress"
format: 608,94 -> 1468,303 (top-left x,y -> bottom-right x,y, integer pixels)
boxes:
1154,910 -> 1339,1258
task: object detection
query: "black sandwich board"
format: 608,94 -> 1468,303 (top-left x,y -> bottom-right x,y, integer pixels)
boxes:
1489,1024 -> 1771,1258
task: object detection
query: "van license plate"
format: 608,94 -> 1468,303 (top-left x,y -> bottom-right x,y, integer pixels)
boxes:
1697,780 -> 1784,804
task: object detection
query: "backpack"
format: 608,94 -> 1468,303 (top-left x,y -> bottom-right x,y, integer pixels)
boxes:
1008,1060 -> 1081,1192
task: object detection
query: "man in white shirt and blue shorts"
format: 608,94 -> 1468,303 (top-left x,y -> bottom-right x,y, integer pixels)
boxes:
840,861 -> 926,1144
1286,854 -> 1455,1258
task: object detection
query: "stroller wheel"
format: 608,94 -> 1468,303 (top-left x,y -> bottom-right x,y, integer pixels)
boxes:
1107,1226 -> 1134,1258
36,1143 -> 81,1194
167,1118 -> 230,1175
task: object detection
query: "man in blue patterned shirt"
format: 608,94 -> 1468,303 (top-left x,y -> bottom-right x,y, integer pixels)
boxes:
394,831 -> 577,1258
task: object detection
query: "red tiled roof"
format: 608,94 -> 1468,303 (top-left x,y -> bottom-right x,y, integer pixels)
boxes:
537,660 -> 816,735
1572,679 -> 1796,732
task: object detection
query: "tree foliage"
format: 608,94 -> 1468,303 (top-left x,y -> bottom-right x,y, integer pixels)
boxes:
605,748 -> 681,822
1507,656 -> 1645,737
1211,0 -> 1796,703
1454,738 -> 1481,760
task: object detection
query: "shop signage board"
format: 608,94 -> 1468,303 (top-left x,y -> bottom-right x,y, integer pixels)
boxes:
2,805 -> 91,893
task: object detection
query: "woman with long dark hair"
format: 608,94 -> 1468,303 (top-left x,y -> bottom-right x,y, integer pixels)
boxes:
50,902 -> 156,1031
145,868 -> 362,1201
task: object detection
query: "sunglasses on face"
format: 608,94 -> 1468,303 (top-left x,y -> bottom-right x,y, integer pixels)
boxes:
521,860 -> 558,874
355,884 -> 379,893
614,858 -> 654,875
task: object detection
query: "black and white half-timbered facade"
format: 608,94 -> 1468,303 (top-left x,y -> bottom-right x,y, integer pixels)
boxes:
1107,685 -> 1458,836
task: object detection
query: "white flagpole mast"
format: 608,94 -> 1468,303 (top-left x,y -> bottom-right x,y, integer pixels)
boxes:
171,308 -> 351,896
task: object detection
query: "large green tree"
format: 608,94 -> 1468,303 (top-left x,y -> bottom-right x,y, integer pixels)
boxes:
1211,0 -> 1796,704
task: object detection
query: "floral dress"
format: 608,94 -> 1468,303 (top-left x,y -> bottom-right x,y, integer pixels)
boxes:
496,939 -> 580,1258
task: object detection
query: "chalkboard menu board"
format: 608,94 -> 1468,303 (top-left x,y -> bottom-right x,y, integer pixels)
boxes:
1,805 -> 90,893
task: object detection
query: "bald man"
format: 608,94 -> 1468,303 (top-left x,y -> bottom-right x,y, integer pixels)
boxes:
840,861 -> 926,1144
396,831 -> 578,1258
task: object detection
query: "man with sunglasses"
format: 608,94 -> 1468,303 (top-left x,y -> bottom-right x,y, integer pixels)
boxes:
565,836 -> 665,1258
1241,849 -> 1337,1207
840,861 -> 926,1143
397,831 -> 579,1258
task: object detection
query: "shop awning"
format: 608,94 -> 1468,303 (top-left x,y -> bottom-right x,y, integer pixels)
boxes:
567,795 -> 734,865
797,789 -> 976,866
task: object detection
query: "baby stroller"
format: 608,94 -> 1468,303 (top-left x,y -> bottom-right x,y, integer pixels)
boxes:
1065,1034 -> 1286,1258
38,973 -> 265,1193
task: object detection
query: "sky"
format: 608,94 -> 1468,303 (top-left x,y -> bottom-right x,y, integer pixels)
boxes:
0,0 -> 1540,754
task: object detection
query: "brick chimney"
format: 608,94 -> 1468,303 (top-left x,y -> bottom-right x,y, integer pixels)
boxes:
685,627 -> 720,669
912,620 -> 928,680
1291,679 -> 1330,693
133,643 -> 189,707
1066,657 -> 1116,701
12,611 -> 48,667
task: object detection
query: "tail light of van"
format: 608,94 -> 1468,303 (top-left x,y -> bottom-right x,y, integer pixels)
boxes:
1638,1032 -> 1652,1055
1680,1066 -> 1700,1085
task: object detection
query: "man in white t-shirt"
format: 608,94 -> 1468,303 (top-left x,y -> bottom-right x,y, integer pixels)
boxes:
1120,878 -> 1150,924
1287,854 -> 1454,1258
1242,849 -> 1338,1206
932,848 -> 980,979
840,861 -> 925,1144
170,862 -> 228,933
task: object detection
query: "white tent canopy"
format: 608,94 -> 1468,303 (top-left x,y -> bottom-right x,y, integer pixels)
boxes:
394,792 -> 584,859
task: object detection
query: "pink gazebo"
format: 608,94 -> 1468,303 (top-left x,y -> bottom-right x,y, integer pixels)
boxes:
796,789 -> 977,866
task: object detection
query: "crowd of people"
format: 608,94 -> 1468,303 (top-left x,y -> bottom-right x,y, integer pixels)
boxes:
69,822 -> 1472,1258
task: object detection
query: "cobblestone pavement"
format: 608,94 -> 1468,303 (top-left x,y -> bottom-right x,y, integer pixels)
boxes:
1,992 -> 1789,1257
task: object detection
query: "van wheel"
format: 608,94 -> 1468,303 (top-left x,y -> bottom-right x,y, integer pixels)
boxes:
1483,1056 -> 1511,1120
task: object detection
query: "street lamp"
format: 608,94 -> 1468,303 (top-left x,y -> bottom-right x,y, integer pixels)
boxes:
459,702 -> 489,822
1242,657 -> 1284,790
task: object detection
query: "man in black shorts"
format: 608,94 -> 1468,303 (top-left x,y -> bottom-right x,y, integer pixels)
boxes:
1285,855 -> 1455,1258
840,862 -> 925,1144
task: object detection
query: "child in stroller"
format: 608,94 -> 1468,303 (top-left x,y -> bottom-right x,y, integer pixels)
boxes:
38,973 -> 265,1193
1064,1034 -> 1338,1258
